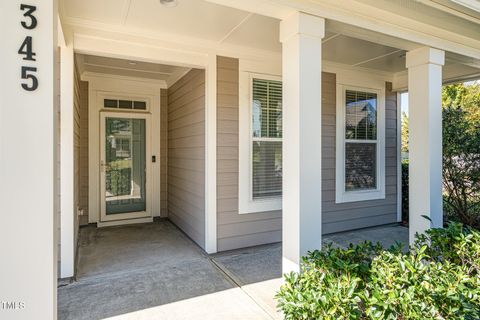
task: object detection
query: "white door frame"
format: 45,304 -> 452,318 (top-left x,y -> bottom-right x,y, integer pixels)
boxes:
99,111 -> 152,223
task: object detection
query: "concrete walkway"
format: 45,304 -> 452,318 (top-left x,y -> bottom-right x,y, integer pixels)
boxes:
58,221 -> 277,320
58,220 -> 408,320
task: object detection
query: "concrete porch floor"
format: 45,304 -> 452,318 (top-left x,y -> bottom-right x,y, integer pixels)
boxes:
58,220 -> 408,320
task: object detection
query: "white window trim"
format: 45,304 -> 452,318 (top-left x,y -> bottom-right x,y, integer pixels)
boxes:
335,84 -> 386,203
239,72 -> 282,214
100,93 -> 151,113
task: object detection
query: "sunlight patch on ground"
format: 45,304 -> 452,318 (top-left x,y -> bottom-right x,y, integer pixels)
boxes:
104,287 -> 273,320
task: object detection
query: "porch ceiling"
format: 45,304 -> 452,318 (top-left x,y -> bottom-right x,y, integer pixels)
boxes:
77,54 -> 190,84
61,0 -> 480,78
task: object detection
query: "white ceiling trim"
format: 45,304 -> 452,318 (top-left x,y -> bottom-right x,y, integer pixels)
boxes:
82,62 -> 174,76
166,67 -> 193,87
218,12 -> 254,44
81,71 -> 168,88
205,0 -> 293,19
352,49 -> 403,67
120,0 -> 132,26
322,33 -> 340,45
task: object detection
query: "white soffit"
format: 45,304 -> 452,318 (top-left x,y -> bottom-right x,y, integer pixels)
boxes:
63,0 -> 127,25
125,0 -> 249,41
61,0 -> 480,77
62,0 -> 281,52
221,13 -> 282,52
322,34 -> 405,72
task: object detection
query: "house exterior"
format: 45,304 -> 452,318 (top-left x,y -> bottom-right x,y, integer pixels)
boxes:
1,0 -> 480,318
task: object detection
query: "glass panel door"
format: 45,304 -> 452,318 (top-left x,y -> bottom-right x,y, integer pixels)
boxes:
104,117 -> 146,216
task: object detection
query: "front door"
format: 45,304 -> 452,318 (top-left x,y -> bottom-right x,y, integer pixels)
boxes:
100,112 -> 151,222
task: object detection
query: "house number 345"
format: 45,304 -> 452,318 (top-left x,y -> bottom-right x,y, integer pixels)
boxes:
18,4 -> 38,91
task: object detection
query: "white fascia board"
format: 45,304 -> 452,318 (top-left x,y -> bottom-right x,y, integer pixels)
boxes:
451,0 -> 480,12
393,63 -> 480,91
73,33 -> 209,69
81,71 -> 168,89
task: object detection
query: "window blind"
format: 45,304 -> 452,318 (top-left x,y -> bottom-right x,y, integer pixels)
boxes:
252,78 -> 282,200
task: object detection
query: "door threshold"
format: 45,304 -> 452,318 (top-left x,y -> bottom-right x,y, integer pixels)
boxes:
97,217 -> 153,228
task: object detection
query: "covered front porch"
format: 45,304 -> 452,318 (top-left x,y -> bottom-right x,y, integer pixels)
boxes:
2,0 -> 480,318
58,220 -> 407,320
55,0 -> 480,279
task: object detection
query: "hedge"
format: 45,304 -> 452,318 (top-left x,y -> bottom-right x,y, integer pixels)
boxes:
276,223 -> 480,320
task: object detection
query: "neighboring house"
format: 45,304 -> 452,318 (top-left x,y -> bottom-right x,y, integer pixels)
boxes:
2,0 -> 480,318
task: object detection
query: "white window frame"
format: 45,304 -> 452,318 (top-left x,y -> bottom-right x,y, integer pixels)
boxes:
101,93 -> 151,113
239,72 -> 282,214
335,84 -> 386,203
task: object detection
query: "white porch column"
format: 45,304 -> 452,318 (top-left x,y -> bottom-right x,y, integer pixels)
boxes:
280,12 -> 324,273
60,43 -> 75,278
406,47 -> 445,244
0,0 -> 57,319
205,53 -> 217,254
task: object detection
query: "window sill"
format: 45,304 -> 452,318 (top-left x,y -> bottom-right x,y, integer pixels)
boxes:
335,189 -> 385,204
239,197 -> 282,214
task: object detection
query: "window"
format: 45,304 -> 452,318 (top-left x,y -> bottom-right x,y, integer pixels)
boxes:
104,99 -> 147,111
252,78 -> 283,199
239,73 -> 282,213
336,85 -> 385,203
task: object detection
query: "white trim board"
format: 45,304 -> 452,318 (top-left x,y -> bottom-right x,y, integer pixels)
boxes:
60,44 -> 75,278
86,76 -> 162,224
393,63 -> 480,91
397,91 -> 403,223
205,54 -> 217,253
238,71 -> 282,213
335,84 -> 386,203
82,71 -> 168,88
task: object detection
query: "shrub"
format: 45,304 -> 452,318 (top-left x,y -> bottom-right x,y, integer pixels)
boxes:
442,106 -> 480,229
276,223 -> 480,320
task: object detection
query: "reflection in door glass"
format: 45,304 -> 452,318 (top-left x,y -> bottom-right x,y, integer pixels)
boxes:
105,118 -> 146,215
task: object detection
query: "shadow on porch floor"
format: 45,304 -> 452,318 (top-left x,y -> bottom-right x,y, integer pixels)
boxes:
57,220 -> 408,320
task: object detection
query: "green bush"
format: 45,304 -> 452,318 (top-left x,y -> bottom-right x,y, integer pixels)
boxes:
276,223 -> 480,320
442,105 -> 480,229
